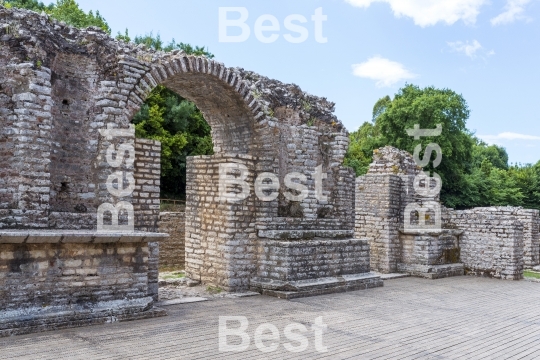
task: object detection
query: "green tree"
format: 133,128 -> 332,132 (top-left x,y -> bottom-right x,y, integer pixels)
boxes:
4,0 -> 110,34
470,141 -> 509,170
344,121 -> 382,176
345,85 -> 540,209
2,0 -> 52,11
462,162 -> 524,208
372,84 -> 475,208
508,163 -> 540,210
132,86 -> 213,199
119,31 -> 214,58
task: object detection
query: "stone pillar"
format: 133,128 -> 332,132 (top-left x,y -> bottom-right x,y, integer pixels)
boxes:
185,154 -> 257,291
133,138 -> 161,232
0,63 -> 52,229
356,174 -> 402,273
517,209 -> 540,268
133,138 -> 162,300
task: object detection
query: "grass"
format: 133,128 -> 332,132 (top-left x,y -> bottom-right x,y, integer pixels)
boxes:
162,272 -> 185,280
524,270 -> 540,279
206,285 -> 223,294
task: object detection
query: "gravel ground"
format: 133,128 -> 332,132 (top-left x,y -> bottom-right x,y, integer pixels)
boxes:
158,271 -> 235,300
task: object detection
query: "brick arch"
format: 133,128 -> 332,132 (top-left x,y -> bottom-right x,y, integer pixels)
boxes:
119,55 -> 267,156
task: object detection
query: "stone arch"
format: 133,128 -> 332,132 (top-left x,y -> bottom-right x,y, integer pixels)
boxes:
98,55 -> 276,291
118,55 -> 268,156
0,7 -> 380,300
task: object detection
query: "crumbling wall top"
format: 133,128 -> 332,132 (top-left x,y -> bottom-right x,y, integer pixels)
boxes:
0,6 -> 344,132
367,146 -> 421,176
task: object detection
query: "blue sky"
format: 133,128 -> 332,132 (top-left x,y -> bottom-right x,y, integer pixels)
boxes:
77,0 -> 540,164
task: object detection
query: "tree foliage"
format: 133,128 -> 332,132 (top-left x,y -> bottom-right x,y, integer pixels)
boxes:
132,86 -> 213,198
4,0 -> 110,34
116,30 -> 214,58
125,31 -> 215,199
346,84 -> 540,209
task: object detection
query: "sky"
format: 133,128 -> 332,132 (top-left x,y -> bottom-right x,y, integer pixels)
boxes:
76,0 -> 540,164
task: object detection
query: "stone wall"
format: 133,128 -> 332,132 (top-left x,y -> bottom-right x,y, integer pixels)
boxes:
356,146 -> 540,280
255,238 -> 370,281
449,207 -> 525,279
0,232 -> 166,336
1,6 -> 380,307
516,208 -> 540,268
133,138 -> 161,232
185,154 -> 257,290
0,63 -> 52,229
158,212 -> 186,270
0,242 -> 149,310
355,175 -> 402,273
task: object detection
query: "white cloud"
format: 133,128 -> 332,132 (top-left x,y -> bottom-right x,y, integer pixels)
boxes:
344,0 -> 487,27
479,132 -> 540,144
352,56 -> 417,87
447,40 -> 483,58
491,0 -> 531,26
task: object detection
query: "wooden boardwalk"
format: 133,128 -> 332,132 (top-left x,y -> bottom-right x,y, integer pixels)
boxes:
2,277 -> 540,359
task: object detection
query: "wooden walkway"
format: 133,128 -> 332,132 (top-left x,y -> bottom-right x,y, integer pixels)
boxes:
2,276 -> 540,359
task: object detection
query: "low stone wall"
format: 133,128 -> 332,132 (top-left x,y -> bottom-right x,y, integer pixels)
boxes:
1,242 -> 149,310
449,207 -> 525,280
0,231 -> 167,336
355,147 -> 540,280
256,238 -> 371,281
251,237 -> 380,299
158,212 -> 186,270
400,230 -> 462,266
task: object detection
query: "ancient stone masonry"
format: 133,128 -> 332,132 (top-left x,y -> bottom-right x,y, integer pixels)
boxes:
448,208 -> 524,279
0,6 -> 382,336
158,211 -> 185,270
2,4 -> 538,339
356,146 -> 540,280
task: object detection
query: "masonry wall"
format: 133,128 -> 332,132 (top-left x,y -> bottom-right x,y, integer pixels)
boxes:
1,6 -> 371,298
185,155 -> 257,291
0,242 -> 149,311
0,63 -> 52,229
131,138 -> 161,300
256,238 -> 370,281
158,212 -> 186,270
449,207 -> 524,279
49,54 -> 99,219
133,138 -> 161,232
400,230 -> 461,266
355,174 -> 402,273
516,209 -> 540,268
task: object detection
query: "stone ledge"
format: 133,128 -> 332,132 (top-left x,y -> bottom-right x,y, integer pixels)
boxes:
250,273 -> 383,300
258,229 -> 355,240
0,297 -> 167,337
397,263 -> 464,279
398,229 -> 464,236
0,230 -> 169,244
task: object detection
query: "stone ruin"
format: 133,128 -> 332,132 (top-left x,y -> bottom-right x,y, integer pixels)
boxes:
0,7 -> 382,336
357,146 -> 540,280
1,6 -> 539,338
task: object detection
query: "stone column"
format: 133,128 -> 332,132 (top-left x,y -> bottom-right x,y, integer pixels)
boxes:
0,63 -> 52,229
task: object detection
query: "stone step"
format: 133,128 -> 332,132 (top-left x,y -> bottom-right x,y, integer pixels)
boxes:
250,273 -> 383,300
